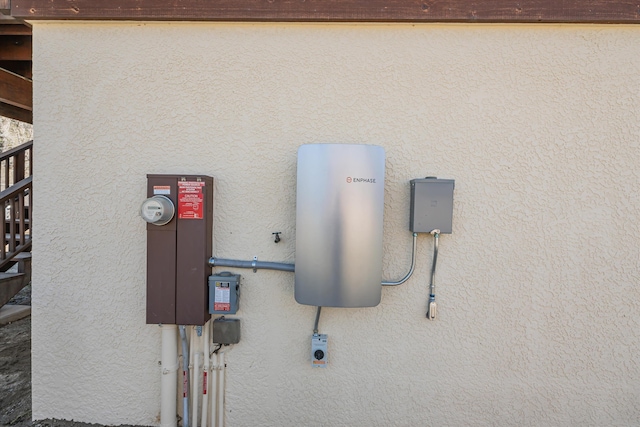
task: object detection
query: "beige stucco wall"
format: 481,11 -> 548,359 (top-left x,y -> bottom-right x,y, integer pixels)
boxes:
32,22 -> 640,426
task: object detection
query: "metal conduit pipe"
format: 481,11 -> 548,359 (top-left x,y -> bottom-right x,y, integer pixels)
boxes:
209,232 -> 417,285
209,257 -> 295,272
382,232 -> 418,286
178,325 -> 190,427
313,306 -> 322,335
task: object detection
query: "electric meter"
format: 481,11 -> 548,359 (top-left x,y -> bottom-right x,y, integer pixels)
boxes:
140,195 -> 175,226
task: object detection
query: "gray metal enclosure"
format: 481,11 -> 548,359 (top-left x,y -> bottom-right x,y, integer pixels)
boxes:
295,144 -> 385,307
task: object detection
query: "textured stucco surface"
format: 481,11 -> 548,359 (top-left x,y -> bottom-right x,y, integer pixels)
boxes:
32,22 -> 640,426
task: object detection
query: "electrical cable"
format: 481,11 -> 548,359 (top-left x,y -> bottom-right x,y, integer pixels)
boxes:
212,344 -> 223,355
426,229 -> 440,320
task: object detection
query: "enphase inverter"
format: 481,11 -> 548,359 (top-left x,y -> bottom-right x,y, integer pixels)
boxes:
295,144 -> 385,307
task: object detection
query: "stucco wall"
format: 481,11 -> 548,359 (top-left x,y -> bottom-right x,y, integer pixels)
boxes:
32,22 -> 640,426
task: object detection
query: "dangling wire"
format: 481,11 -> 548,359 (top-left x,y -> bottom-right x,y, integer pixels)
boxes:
427,229 -> 440,320
212,343 -> 223,355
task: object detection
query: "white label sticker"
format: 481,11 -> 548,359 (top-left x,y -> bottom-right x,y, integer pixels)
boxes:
153,186 -> 171,195
214,281 -> 231,311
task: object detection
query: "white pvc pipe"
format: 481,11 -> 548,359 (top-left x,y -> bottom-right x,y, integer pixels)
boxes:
217,352 -> 225,427
210,353 -> 218,427
192,351 -> 200,426
201,321 -> 210,427
160,325 -> 178,427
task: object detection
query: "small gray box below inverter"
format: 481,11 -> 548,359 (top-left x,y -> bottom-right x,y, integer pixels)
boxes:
410,177 -> 455,234
212,317 -> 241,345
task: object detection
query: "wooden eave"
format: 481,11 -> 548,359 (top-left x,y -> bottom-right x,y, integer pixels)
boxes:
0,8 -> 32,123
8,0 -> 640,24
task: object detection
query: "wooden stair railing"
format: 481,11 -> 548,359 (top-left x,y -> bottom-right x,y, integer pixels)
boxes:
0,140 -> 32,307
0,175 -> 31,270
0,139 -> 32,191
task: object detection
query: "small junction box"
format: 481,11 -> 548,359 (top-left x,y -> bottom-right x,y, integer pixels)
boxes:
212,317 -> 241,345
410,177 -> 455,234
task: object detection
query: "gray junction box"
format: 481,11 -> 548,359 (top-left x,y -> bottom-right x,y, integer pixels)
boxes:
410,177 -> 455,234
212,317 -> 241,345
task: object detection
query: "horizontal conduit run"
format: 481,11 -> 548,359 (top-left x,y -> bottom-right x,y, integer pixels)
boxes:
208,232 -> 418,286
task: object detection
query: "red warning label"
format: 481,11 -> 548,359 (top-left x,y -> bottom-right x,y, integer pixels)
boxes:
203,372 -> 208,395
178,181 -> 205,219
214,303 -> 230,311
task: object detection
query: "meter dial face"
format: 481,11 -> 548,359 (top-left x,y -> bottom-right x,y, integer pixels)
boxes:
140,195 -> 175,226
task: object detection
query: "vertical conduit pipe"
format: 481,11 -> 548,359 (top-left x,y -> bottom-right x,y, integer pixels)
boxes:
201,321 -> 210,427
179,325 -> 190,427
189,328 -> 196,425
210,353 -> 218,427
192,351 -> 200,425
217,352 -> 226,427
160,325 -> 178,427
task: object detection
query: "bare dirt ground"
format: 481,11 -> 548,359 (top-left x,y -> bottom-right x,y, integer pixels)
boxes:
0,311 -> 30,425
0,286 -> 147,427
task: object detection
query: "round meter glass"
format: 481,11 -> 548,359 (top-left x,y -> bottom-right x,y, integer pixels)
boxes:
140,195 -> 175,226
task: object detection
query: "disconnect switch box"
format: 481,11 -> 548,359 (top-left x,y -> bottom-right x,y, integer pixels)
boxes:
410,177 -> 455,234
209,272 -> 240,315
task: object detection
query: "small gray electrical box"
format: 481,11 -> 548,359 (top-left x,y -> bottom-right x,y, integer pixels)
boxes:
311,334 -> 328,368
209,272 -> 240,315
410,177 -> 455,234
212,317 -> 241,344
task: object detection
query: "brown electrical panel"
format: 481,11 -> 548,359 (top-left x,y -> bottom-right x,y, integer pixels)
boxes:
145,174 -> 214,326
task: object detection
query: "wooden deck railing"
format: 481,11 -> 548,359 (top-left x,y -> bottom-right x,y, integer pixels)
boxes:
0,140 -> 32,270
0,140 -> 32,191
0,176 -> 31,270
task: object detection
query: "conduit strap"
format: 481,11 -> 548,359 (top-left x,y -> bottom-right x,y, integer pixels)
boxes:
162,363 -> 179,374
